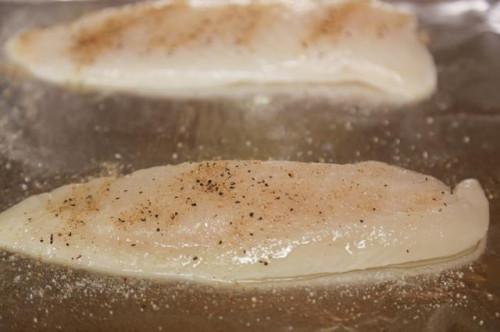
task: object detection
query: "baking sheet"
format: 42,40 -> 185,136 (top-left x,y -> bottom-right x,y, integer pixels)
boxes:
0,0 -> 500,331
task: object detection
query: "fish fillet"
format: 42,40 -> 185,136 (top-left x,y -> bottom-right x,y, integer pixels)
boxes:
0,161 -> 488,282
5,0 -> 436,102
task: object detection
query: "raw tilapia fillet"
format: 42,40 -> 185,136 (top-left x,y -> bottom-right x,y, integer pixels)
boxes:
0,161 -> 489,282
5,0 -> 436,102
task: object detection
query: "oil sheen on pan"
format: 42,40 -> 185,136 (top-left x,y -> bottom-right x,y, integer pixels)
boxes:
0,161 -> 489,283
4,0 -> 436,102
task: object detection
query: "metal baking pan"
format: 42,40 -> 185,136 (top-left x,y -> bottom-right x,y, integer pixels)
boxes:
0,0 -> 499,331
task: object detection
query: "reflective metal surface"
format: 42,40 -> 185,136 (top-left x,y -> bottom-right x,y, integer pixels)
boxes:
0,1 -> 499,331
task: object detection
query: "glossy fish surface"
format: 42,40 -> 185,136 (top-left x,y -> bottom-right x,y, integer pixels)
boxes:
5,0 -> 436,102
0,161 -> 488,282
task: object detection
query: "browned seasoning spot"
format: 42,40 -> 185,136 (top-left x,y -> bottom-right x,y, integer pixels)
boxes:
303,2 -> 361,45
303,0 -> 410,46
45,179 -> 112,227
258,259 -> 269,266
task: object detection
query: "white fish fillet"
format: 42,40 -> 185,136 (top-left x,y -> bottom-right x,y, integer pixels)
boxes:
0,161 -> 488,282
5,0 -> 436,102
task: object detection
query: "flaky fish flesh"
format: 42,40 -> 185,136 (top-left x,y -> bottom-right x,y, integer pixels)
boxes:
0,161 -> 488,283
5,0 -> 436,102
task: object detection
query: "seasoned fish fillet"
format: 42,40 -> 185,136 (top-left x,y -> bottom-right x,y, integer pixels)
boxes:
0,161 -> 488,282
5,0 -> 436,102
